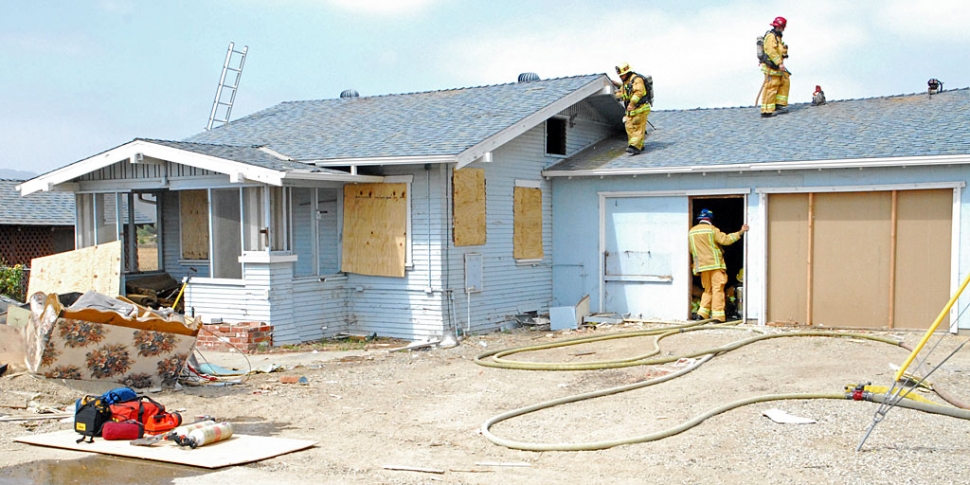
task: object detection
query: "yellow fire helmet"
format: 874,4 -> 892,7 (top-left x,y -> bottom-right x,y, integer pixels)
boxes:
615,62 -> 632,77
736,268 -> 745,283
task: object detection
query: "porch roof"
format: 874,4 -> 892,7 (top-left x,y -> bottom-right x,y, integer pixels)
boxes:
544,88 -> 970,177
19,138 -> 381,196
184,74 -> 617,169
0,179 -> 74,226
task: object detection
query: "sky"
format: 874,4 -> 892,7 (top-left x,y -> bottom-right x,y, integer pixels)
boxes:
1,0 -> 968,178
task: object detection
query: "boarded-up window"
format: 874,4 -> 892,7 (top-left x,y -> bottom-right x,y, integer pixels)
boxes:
180,190 -> 209,260
513,185 -> 543,260
341,183 -> 408,277
453,168 -> 486,246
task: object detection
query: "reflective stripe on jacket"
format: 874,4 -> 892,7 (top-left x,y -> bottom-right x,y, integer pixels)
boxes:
617,74 -> 651,115
688,222 -> 742,275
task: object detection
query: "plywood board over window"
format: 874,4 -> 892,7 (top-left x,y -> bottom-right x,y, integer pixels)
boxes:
453,168 -> 486,246
180,190 -> 209,260
513,185 -> 543,260
342,183 -> 408,277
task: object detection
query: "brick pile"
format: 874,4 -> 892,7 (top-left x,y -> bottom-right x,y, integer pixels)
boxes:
195,321 -> 273,354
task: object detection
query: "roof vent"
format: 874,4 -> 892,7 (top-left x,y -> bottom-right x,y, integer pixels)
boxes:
340,89 -> 360,99
928,78 -> 944,97
517,72 -> 540,83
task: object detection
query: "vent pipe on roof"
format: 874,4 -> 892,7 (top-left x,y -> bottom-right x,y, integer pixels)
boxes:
340,89 -> 360,98
517,72 -> 540,83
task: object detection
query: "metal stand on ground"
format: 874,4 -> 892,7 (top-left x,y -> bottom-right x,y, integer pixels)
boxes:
857,334 -> 970,451
856,273 -> 970,451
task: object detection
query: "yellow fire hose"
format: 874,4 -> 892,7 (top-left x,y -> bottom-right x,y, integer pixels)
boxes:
476,322 -> 970,452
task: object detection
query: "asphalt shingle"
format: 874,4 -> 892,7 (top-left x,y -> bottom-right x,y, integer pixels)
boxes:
184,74 -> 606,161
0,179 -> 74,225
548,88 -> 970,173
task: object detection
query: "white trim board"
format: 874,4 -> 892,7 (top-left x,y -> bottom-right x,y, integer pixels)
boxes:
598,188 -> 751,198
755,182 -> 965,194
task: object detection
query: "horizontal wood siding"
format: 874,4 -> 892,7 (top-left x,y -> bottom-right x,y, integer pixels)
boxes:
448,125 -> 551,333
291,277 -> 350,341
345,165 -> 449,340
185,281 -> 268,324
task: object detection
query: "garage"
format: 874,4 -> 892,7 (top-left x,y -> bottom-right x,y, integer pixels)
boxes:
765,188 -> 954,329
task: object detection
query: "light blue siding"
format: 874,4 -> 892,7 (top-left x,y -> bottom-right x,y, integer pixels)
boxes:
552,163 -> 970,328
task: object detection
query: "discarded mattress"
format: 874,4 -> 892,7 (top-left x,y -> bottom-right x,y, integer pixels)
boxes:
23,290 -> 200,388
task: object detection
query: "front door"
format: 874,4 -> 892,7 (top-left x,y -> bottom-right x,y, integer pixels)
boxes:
602,196 -> 689,320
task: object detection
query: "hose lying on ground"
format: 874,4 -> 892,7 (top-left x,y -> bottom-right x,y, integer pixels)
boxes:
476,321 -> 970,451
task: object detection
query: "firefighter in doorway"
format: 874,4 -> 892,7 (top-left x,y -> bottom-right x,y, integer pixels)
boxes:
688,208 -> 749,322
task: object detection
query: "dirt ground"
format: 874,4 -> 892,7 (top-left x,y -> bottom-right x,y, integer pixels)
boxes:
3,321 -> 970,485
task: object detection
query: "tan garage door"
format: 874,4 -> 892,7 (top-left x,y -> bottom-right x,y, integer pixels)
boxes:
767,189 -> 952,329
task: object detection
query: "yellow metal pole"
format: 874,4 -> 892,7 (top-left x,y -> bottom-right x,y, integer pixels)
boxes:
894,270 -> 970,382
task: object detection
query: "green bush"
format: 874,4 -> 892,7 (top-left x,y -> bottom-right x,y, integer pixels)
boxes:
0,263 -> 26,301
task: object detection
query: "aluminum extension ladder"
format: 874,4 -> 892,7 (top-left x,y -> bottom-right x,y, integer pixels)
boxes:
206,42 -> 248,130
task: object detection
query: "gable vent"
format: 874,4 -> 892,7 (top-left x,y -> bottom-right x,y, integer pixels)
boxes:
517,72 -> 540,83
340,89 -> 360,98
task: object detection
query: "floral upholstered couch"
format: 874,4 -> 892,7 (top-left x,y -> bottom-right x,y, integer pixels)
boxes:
24,291 -> 200,389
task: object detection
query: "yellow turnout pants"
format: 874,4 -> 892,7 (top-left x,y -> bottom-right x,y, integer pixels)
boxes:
624,110 -> 649,149
760,70 -> 790,114
697,269 -> 728,322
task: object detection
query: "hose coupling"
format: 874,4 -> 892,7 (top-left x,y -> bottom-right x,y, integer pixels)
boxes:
845,382 -> 873,401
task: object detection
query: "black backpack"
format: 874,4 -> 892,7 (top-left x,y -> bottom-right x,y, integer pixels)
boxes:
74,395 -> 112,443
627,72 -> 654,107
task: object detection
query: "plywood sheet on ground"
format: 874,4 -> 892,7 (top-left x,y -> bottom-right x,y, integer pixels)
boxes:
15,429 -> 317,469
27,241 -> 123,297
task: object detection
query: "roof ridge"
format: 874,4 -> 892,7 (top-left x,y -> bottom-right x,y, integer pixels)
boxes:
139,137 -> 258,149
278,73 -> 605,105
648,86 -> 970,114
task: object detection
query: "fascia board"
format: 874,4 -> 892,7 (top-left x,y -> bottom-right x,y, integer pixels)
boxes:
307,155 -> 457,167
19,140 -> 288,195
19,142 -> 144,195
137,142 -> 284,186
542,154 -> 970,178
455,76 -> 614,169
281,171 -> 384,183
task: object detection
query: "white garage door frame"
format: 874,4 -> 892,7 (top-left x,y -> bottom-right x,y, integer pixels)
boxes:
598,189 -> 750,318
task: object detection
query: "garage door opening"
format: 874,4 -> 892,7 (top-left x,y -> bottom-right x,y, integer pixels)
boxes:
688,196 -> 747,320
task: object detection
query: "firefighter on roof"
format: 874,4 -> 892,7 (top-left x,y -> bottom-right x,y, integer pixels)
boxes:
759,16 -> 790,117
688,208 -> 748,322
612,62 -> 651,155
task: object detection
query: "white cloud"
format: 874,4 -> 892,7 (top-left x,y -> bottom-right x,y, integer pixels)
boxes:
877,0 -> 970,41
436,0 -> 942,109
323,0 -> 438,14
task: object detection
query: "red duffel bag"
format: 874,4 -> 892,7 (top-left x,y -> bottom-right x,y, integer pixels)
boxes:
109,396 -> 182,434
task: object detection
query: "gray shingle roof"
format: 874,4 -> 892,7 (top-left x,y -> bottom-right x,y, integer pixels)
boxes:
0,179 -> 74,225
138,139 -> 349,174
547,88 -> 970,173
184,74 -> 606,161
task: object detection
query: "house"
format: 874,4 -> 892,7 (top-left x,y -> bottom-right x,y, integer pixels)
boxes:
545,87 -> 970,332
0,179 -> 75,267
19,73 -> 622,343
